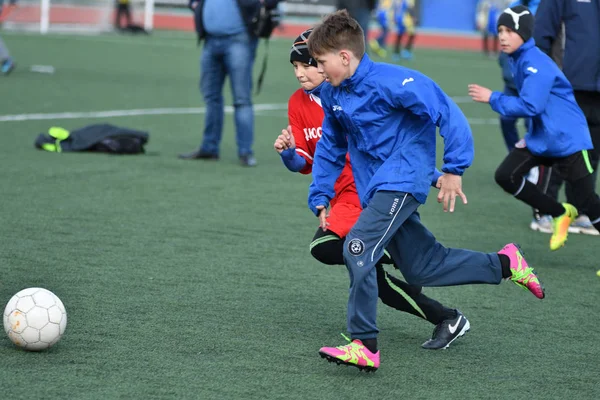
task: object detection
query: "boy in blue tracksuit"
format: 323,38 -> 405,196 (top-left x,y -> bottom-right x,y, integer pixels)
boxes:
469,5 -> 600,251
306,9 -> 545,372
497,0 -> 539,151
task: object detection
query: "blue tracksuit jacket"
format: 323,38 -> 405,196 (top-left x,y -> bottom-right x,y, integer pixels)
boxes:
308,54 -> 473,214
489,39 -> 592,158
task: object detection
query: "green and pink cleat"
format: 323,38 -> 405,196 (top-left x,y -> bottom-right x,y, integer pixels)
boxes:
499,243 -> 545,299
319,334 -> 380,372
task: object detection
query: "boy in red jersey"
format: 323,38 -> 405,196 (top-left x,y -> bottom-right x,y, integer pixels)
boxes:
273,29 -> 471,350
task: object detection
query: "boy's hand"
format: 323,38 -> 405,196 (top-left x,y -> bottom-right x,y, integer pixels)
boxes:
274,125 -> 295,153
316,205 -> 329,231
437,173 -> 468,213
468,84 -> 492,103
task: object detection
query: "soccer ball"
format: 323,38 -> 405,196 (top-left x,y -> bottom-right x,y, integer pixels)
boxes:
3,287 -> 67,351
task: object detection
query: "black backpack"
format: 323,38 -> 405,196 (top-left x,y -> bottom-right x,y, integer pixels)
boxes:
34,124 -> 149,154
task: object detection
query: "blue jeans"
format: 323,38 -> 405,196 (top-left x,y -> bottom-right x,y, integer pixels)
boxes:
343,191 -> 503,339
199,31 -> 258,157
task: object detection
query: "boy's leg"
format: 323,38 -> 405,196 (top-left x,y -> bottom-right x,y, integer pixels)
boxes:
319,192 -> 421,370
530,165 -> 555,233
310,204 -> 457,327
385,211 -> 545,298
495,147 -> 566,217
496,147 -> 578,249
341,192 -> 423,344
565,91 -> 600,229
557,151 -> 600,233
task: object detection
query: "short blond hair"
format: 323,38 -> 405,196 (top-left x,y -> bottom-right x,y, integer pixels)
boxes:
307,9 -> 365,59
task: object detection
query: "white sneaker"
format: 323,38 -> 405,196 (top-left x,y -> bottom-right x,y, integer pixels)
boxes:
568,215 -> 599,236
530,215 -> 553,234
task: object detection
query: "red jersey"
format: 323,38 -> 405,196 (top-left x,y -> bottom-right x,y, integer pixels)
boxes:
287,88 -> 361,208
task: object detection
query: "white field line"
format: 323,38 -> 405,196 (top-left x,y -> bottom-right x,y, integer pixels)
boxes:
0,103 -> 288,123
0,97 -> 493,124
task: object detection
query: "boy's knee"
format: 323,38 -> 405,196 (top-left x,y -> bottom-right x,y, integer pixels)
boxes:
495,165 -> 515,192
310,241 -> 341,265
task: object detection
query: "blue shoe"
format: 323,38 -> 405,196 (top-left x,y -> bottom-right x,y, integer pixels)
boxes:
401,50 -> 413,60
391,53 -> 401,62
1,58 -> 15,75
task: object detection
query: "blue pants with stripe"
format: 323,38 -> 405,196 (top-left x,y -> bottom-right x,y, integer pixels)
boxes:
343,191 -> 503,340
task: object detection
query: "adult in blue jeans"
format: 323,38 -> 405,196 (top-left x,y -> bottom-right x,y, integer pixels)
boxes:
179,0 -> 280,167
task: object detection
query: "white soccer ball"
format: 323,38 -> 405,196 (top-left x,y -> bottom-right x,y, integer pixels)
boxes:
3,287 -> 67,351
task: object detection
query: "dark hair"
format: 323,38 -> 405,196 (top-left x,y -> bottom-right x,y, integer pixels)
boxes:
307,9 -> 365,59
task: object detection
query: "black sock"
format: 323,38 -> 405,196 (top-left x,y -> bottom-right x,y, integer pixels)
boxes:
360,338 -> 378,353
499,254 -> 512,279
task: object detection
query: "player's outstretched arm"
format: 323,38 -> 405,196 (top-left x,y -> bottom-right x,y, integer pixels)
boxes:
485,68 -> 554,118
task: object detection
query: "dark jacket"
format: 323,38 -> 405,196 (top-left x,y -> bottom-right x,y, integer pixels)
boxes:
533,0 -> 600,92
190,0 -> 280,40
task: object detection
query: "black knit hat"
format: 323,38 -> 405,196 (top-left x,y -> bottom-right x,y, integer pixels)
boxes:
497,5 -> 535,43
290,29 -> 317,67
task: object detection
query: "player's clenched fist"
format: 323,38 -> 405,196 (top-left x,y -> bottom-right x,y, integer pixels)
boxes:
273,125 -> 296,154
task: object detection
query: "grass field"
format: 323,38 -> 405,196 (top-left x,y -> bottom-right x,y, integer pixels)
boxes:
1,30 -> 599,399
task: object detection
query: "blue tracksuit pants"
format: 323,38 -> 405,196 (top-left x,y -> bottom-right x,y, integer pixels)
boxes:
342,191 -> 504,340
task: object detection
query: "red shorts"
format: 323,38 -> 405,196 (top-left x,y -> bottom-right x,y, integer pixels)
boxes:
325,197 -> 362,238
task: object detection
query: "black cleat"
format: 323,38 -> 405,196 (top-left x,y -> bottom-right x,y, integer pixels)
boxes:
421,310 -> 470,350
178,150 -> 219,160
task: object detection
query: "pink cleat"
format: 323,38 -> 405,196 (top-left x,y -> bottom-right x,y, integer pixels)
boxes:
498,243 -> 545,299
319,334 -> 380,372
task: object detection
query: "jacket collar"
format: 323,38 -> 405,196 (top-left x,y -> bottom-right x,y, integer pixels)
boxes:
304,80 -> 326,97
340,53 -> 373,90
509,38 -> 536,60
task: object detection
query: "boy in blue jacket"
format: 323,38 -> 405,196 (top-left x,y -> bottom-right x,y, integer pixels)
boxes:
306,9 -> 545,372
469,5 -> 600,251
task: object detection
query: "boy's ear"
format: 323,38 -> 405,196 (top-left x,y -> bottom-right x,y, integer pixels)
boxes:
339,50 -> 351,66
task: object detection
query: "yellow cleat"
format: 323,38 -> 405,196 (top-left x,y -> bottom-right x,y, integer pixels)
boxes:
550,203 -> 578,251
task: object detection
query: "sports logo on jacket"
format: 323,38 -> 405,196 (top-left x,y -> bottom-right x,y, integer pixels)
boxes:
402,77 -> 414,86
527,66 -> 538,74
348,238 -> 365,256
332,105 -> 343,111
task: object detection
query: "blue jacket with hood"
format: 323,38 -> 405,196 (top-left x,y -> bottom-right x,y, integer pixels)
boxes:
308,54 -> 473,214
489,39 -> 592,157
